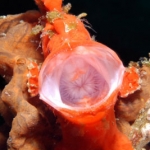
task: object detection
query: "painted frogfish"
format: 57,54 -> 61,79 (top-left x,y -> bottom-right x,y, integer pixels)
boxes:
27,0 -> 142,149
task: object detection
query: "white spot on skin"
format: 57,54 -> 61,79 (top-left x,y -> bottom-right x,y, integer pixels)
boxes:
29,84 -> 38,88
4,91 -> 11,97
0,33 -> 6,37
27,63 -> 35,70
19,20 -> 24,23
27,73 -> 37,78
27,72 -> 32,78
28,88 -> 37,94
27,82 -> 30,87
28,89 -> 32,93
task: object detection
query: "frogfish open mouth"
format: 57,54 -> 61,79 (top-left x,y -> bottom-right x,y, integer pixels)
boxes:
36,0 -> 134,149
39,43 -> 124,109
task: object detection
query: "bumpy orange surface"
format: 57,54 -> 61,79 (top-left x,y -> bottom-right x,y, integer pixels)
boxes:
34,0 -> 136,149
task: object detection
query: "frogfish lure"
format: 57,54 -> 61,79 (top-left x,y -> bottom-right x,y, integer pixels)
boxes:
29,0 -> 138,149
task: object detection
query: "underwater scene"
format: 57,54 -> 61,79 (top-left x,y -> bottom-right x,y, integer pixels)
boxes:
0,0 -> 150,150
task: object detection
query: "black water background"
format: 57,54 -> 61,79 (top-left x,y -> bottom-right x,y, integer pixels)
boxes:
0,0 -> 150,65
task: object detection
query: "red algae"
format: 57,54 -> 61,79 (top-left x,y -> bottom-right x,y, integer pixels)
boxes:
37,0 -> 134,149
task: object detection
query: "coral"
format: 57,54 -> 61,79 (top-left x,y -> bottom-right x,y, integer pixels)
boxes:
116,63 -> 150,149
129,64 -> 150,150
129,99 -> 150,150
0,11 -> 61,150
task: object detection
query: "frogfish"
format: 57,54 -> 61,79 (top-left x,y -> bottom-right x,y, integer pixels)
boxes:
28,0 -> 139,149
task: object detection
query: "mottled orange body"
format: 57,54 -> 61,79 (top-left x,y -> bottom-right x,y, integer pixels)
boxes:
53,91 -> 133,150
27,0 -> 140,150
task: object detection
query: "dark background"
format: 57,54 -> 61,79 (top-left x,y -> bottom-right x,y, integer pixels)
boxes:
0,0 -> 150,66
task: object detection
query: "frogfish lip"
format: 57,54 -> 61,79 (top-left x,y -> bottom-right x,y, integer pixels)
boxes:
39,42 -> 125,112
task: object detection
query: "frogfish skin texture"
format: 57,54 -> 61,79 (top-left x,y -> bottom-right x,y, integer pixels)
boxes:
38,0 -> 134,149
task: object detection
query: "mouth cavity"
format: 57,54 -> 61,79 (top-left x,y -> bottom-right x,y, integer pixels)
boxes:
39,45 -> 124,110
59,57 -> 109,107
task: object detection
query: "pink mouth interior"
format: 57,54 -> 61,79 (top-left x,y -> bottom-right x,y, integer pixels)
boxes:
39,45 -> 124,110
59,57 -> 109,107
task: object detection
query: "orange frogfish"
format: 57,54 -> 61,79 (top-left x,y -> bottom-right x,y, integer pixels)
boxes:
32,0 -> 135,149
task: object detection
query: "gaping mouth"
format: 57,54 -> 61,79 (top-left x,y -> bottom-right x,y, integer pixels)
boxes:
59,56 -> 109,107
39,45 -> 124,110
